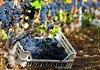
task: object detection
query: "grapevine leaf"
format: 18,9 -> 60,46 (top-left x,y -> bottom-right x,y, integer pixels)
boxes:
63,11 -> 67,22
0,29 -> 8,40
36,25 -> 48,33
54,16 -> 58,21
30,1 -> 39,7
59,10 -> 64,22
65,0 -> 72,3
41,1 -> 45,6
35,4 -> 41,9
49,25 -> 61,37
30,0 -> 45,9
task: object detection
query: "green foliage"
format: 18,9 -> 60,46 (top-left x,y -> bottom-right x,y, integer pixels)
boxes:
36,24 -> 61,37
54,10 -> 68,22
49,25 -> 61,37
63,0 -> 72,3
36,24 -> 48,33
82,12 -> 96,24
30,0 -> 45,9
54,10 -> 74,23
0,29 -> 8,40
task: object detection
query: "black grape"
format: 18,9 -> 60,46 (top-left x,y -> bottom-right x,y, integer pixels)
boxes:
79,0 -> 83,6
40,4 -> 49,23
51,38 -> 58,47
65,3 -> 73,12
18,35 -> 68,60
48,2 -> 58,16
93,2 -> 99,9
0,1 -> 21,29
98,1 -> 100,6
20,0 -> 35,23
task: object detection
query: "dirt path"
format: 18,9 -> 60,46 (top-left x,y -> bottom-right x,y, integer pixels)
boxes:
67,25 -> 100,70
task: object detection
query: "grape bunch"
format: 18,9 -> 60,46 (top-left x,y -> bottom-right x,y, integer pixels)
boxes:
20,0 -> 35,23
40,0 -> 85,23
40,4 -> 49,23
92,2 -> 99,9
98,0 -> 100,6
18,34 -> 67,60
0,1 -> 21,29
40,0 -> 70,23
65,3 -> 73,12
12,7 -> 21,29
48,2 -> 58,16
76,0 -> 83,9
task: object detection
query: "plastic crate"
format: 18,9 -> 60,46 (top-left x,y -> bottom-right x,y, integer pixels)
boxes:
6,31 -> 76,69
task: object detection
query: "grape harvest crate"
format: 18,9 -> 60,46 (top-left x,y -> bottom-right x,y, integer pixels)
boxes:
6,31 -> 76,69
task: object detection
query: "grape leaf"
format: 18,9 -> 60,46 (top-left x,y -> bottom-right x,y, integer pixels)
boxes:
36,25 -> 48,33
35,4 -> 41,9
49,25 -> 61,37
59,10 -> 63,22
54,16 -> 58,21
64,0 -> 72,3
30,0 -> 45,9
0,29 -> 8,40
30,1 -> 39,7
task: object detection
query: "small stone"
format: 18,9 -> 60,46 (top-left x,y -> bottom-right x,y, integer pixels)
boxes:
79,50 -> 84,53
89,39 -> 94,42
84,54 -> 90,57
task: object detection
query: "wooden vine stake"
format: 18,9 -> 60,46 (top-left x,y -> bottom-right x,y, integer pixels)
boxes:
0,0 -> 3,7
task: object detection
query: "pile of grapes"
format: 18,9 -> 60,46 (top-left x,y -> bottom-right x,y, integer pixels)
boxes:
18,34 -> 67,60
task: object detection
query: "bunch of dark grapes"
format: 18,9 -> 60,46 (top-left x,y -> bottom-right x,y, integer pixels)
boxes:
40,4 -> 49,23
20,0 -> 35,23
72,0 -> 76,6
65,2 -> 73,12
48,2 -> 58,16
0,1 -> 21,29
98,0 -> 100,6
0,2 -> 13,29
40,0 -> 66,23
92,2 -> 99,9
76,0 -> 83,9
12,7 -> 21,29
18,34 -> 67,60
40,0 -> 84,23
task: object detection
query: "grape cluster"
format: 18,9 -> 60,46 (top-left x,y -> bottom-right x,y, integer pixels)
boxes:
0,1 -> 21,29
65,3 -> 73,12
98,1 -> 100,6
76,0 -> 83,9
40,0 -> 69,23
92,2 -> 99,9
40,0 -> 84,23
20,0 -> 35,23
12,8 -> 21,29
82,0 -> 99,12
40,4 -> 49,23
18,34 -> 67,60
